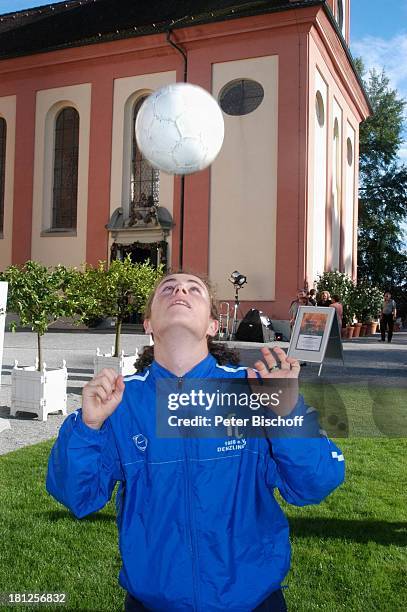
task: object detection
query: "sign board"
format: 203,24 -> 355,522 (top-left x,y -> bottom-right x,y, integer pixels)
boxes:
287,306 -> 344,376
0,282 -> 8,387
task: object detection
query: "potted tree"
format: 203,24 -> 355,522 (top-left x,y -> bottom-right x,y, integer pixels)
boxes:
316,270 -> 354,338
361,283 -> 382,335
67,256 -> 162,376
347,280 -> 382,336
0,261 -> 72,421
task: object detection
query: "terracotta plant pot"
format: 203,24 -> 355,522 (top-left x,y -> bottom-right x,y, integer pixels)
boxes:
366,322 -> 378,335
353,323 -> 362,338
341,327 -> 348,339
347,326 -> 354,338
360,324 -> 367,337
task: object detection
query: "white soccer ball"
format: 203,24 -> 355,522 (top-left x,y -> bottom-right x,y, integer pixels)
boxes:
135,83 -> 225,175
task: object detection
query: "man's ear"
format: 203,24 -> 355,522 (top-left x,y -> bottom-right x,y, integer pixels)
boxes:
144,318 -> 153,334
207,318 -> 219,338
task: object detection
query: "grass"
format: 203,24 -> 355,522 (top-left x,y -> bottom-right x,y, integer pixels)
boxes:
0,386 -> 406,611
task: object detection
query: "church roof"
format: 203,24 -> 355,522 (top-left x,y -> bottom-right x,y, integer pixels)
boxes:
0,0 -> 324,60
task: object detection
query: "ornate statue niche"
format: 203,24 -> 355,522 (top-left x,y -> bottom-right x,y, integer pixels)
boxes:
128,193 -> 158,227
110,240 -> 168,269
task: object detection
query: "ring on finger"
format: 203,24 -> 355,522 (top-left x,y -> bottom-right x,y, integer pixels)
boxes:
269,365 -> 280,371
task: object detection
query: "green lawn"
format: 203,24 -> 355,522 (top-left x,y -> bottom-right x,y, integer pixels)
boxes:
0,395 -> 406,611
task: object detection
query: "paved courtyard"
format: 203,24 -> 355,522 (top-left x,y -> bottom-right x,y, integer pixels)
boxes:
0,328 -> 406,455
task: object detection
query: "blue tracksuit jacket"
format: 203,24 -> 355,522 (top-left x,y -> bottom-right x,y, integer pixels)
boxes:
46,354 -> 345,611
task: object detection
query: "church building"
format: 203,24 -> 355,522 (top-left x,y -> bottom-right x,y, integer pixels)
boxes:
0,0 -> 370,318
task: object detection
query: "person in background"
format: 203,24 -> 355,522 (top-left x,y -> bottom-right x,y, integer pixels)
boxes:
380,291 -> 397,343
289,290 -> 309,328
330,295 -> 343,330
317,291 -> 332,307
308,289 -> 317,306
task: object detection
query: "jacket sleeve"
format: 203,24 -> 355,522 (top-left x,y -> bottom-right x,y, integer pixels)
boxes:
46,409 -> 124,519
265,395 -> 345,506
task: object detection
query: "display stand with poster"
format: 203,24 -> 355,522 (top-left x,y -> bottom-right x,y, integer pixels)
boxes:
287,306 -> 344,376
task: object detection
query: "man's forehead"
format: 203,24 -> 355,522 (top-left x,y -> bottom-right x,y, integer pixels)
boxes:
158,274 -> 208,290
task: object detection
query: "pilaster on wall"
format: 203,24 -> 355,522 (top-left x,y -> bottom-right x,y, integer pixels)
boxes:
86,71 -> 114,266
12,87 -> 36,264
181,46 -> 212,275
0,95 -> 16,268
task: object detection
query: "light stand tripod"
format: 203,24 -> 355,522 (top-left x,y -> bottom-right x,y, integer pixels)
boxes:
229,285 -> 241,340
226,271 -> 247,340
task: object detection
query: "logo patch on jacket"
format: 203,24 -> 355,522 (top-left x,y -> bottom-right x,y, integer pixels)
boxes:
217,438 -> 247,453
133,434 -> 148,452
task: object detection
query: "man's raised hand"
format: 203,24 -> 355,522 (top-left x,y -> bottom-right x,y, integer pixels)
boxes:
82,368 -> 125,430
247,347 -> 300,415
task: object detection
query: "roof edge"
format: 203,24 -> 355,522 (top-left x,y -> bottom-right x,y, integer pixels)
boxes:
321,1 -> 372,115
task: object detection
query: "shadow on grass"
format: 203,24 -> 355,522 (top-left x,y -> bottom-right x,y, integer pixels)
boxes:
289,517 -> 406,546
42,510 -> 116,522
43,512 -> 406,546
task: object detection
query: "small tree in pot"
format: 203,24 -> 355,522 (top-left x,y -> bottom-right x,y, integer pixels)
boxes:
0,261 -> 73,369
67,256 -> 163,375
0,261 -> 73,420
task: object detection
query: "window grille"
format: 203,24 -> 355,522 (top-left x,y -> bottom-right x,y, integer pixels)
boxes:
131,96 -> 159,209
219,79 -> 264,116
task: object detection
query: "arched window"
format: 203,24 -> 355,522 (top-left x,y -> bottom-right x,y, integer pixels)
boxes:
52,107 -> 79,229
315,91 -> 325,127
0,117 -> 6,234
336,0 -> 344,34
131,96 -> 159,208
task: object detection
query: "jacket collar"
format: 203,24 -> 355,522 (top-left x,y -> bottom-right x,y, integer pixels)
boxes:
149,353 -> 216,380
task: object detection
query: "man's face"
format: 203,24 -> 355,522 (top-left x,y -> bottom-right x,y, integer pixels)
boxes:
144,274 -> 218,340
384,292 -> 391,300
297,291 -> 307,300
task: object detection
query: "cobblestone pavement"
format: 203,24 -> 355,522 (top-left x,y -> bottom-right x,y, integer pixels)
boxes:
1,329 -> 406,455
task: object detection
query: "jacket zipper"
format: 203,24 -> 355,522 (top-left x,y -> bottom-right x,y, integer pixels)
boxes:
179,377 -> 200,611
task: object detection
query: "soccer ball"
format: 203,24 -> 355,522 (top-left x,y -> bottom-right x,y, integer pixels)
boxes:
135,83 -> 225,175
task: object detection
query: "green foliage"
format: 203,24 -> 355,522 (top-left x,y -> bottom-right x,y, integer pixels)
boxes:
0,261 -> 75,368
349,280 -> 383,323
67,256 -> 163,356
356,64 -> 407,294
316,270 -> 354,325
0,261 -> 73,336
316,270 -> 382,324
359,68 -> 406,170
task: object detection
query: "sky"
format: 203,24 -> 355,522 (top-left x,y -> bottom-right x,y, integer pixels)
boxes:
1,0 -> 406,161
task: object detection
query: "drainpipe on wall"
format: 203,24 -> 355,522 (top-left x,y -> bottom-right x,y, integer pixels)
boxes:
166,30 -> 188,270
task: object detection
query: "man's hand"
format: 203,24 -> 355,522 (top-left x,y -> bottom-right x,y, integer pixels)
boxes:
82,368 -> 125,430
247,347 -> 300,415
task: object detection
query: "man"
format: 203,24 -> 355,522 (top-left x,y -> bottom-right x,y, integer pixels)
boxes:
380,291 -> 397,343
47,273 -> 345,611
288,290 -> 309,328
308,289 -> 317,306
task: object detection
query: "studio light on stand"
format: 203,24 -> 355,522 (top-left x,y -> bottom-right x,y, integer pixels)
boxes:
229,271 -> 247,340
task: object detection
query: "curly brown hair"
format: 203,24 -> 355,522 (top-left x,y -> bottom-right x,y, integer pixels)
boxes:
133,270 -> 241,372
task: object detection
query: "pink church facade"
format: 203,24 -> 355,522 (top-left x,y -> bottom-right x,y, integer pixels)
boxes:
0,0 -> 370,319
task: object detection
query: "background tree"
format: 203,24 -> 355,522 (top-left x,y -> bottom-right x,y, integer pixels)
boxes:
0,261 -> 73,370
67,256 -> 163,357
356,61 -> 407,321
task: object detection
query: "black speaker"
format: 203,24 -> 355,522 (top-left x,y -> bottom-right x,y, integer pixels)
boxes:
235,309 -> 274,342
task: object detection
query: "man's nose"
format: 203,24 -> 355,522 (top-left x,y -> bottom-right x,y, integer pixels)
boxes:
174,283 -> 188,294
